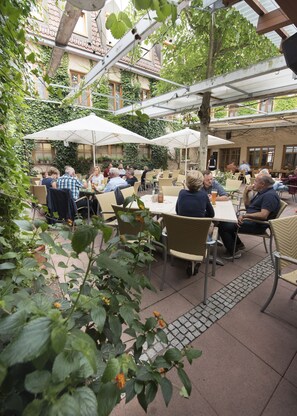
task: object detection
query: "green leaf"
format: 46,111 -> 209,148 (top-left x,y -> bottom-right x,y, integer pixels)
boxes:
49,393 -> 80,416
0,310 -> 27,336
179,385 -> 189,398
0,361 -> 7,386
145,381 -> 158,405
0,317 -> 51,366
106,13 -> 117,30
0,262 -> 16,270
177,367 -> 192,395
51,325 -> 67,354
136,334 -> 145,349
184,347 -> 202,364
23,399 -> 44,416
119,12 -> 132,28
0,252 -> 17,259
25,370 -> 51,394
119,304 -> 136,325
72,226 -> 97,254
134,380 -> 143,394
108,315 -> 122,343
124,379 -> 136,403
52,351 -> 81,382
70,329 -> 97,372
91,306 -> 106,333
156,328 -> 168,344
14,219 -> 33,231
72,387 -> 98,416
133,0 -> 151,11
101,358 -> 120,383
146,331 -> 155,347
144,316 -> 156,331
160,377 -> 173,407
110,21 -> 127,39
164,348 -> 182,363
97,382 -> 120,416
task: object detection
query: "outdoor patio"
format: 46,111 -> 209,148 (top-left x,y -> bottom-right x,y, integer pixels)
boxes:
42,188 -> 297,416
105,192 -> 297,416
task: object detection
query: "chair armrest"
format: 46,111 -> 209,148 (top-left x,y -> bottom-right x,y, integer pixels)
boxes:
243,218 -> 269,225
76,196 -> 88,203
276,252 -> 297,266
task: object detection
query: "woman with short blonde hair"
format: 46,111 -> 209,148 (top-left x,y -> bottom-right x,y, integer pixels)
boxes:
186,170 -> 204,192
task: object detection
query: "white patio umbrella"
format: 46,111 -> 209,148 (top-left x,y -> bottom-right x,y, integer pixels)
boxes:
151,128 -> 233,172
24,113 -> 150,166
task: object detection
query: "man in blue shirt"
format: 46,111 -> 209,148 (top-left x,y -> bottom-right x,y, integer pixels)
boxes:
201,170 -> 229,201
57,166 -> 89,212
104,168 -> 128,193
219,175 -> 280,260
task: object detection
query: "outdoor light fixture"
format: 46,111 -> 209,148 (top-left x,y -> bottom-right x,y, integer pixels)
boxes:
67,0 -> 106,11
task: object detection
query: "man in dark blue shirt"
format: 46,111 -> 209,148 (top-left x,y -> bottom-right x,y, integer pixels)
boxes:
219,175 -> 280,259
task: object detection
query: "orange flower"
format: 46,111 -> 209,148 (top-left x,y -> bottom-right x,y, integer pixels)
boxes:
153,311 -> 161,318
158,319 -> 166,328
53,302 -> 61,309
115,372 -> 126,389
158,367 -> 166,374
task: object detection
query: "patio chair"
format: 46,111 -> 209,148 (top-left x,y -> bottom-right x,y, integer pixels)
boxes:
96,192 -> 118,248
133,181 -> 141,195
114,185 -> 133,205
46,188 -> 82,228
158,178 -> 173,190
161,170 -> 170,178
161,214 -> 217,303
233,199 -> 288,264
261,215 -> 297,312
288,179 -> 297,202
31,185 -> 47,219
171,169 -> 180,181
112,204 -> 164,278
162,186 -> 183,196
175,174 -> 186,186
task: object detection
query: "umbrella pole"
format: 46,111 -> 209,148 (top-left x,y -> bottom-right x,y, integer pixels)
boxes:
185,147 -> 188,175
92,130 -> 96,167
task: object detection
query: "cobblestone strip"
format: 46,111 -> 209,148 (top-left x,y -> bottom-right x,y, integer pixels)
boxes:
141,256 -> 274,360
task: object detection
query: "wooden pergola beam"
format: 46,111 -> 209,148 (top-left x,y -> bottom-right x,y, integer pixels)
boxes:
275,0 -> 297,26
257,9 -> 291,35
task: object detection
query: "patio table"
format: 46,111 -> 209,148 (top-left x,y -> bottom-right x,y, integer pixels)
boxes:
135,195 -> 238,223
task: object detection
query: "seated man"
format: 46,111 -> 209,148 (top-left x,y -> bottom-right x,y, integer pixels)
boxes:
104,167 -> 128,193
201,170 -> 229,201
125,168 -> 137,186
218,175 -> 280,260
57,166 -> 90,215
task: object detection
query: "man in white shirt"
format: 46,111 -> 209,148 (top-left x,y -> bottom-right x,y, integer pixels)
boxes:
104,168 -> 128,192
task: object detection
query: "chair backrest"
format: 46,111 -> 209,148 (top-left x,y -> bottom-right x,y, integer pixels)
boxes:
162,214 -> 212,257
145,171 -> 155,182
162,170 -> 170,179
29,176 -> 41,185
269,216 -> 297,266
114,185 -> 133,205
288,178 -> 297,195
103,177 -> 109,185
245,174 -> 251,185
96,192 -> 117,221
33,185 -> 47,205
133,181 -> 140,195
47,188 -> 77,223
171,169 -> 180,180
233,172 -> 240,180
162,186 -> 183,196
275,199 -> 288,218
158,178 -> 173,190
176,174 -> 186,185
225,179 -> 242,190
112,204 -> 143,237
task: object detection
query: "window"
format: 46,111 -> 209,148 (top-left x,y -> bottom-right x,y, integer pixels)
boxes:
108,82 -> 123,110
138,145 -> 150,159
248,146 -> 275,168
219,148 -> 240,170
74,12 -> 87,36
140,89 -> 150,101
77,145 -> 92,159
110,145 -> 123,158
33,142 -> 54,163
283,145 -> 297,169
70,71 -> 91,106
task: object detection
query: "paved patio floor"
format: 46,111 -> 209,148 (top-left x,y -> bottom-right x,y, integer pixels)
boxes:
108,193 -> 297,416
42,190 -> 297,416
